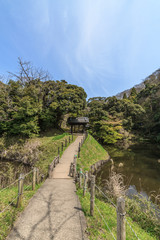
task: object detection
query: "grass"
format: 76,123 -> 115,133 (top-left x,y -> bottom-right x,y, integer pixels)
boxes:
77,188 -> 158,240
52,132 -> 69,140
77,134 -> 109,172
76,134 -> 159,240
0,183 -> 42,240
0,130 -> 76,240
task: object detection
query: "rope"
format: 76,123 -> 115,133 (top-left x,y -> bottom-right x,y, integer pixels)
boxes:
86,188 -> 116,239
0,179 -> 19,193
95,185 -> 140,239
23,170 -> 33,178
81,170 -> 140,240
94,202 -> 116,240
125,217 -> 140,240
24,183 -> 32,191
0,195 -> 18,214
95,184 -> 116,208
0,170 -> 33,193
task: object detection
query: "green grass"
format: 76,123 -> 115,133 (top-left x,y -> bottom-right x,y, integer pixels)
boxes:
77,188 -> 158,240
77,134 -> 109,171
52,132 -> 69,140
0,130 -> 76,240
0,183 -> 42,240
77,134 -> 159,240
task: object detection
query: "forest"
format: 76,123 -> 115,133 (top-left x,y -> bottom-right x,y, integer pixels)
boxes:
1,59 -> 160,146
0,59 -> 87,137
87,73 -> 160,145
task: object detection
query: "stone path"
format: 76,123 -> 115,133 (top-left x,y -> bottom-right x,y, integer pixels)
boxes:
7,135 -> 87,240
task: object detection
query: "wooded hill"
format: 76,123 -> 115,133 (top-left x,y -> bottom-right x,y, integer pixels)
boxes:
87,69 -> 160,144
1,59 -> 160,145
0,59 -> 87,137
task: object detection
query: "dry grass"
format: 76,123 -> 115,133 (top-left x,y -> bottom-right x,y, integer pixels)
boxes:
103,171 -> 126,198
1,139 -> 41,165
149,189 -> 160,205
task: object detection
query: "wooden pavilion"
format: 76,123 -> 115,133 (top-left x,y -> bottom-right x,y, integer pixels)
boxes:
67,117 -> 89,133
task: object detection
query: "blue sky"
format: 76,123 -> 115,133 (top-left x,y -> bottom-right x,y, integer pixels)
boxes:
0,0 -> 160,98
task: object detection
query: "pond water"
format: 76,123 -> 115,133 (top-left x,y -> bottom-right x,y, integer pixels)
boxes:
97,143 -> 160,197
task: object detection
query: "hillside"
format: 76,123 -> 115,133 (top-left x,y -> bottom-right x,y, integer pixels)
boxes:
116,68 -> 160,99
87,68 -> 160,145
116,82 -> 145,99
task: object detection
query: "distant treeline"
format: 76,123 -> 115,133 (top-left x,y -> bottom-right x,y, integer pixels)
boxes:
1,59 -> 160,144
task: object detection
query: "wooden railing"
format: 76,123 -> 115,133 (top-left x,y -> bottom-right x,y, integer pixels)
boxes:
0,168 -> 43,211
48,156 -> 60,178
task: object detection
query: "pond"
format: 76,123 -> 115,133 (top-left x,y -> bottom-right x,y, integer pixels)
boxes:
97,143 -> 160,198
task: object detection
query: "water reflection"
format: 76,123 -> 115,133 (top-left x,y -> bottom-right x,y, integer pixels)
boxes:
97,143 -> 160,197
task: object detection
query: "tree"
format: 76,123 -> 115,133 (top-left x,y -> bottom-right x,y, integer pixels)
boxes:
0,59 -> 87,136
123,93 -> 127,99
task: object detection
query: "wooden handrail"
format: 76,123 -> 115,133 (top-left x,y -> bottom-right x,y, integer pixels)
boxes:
48,155 -> 60,178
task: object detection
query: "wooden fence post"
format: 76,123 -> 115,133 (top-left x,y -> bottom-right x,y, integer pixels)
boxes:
32,167 -> 36,190
90,175 -> 95,216
58,147 -> 60,155
36,168 -> 39,184
117,197 -> 126,240
79,168 -> 82,188
69,162 -> 73,176
73,155 -> 77,178
83,171 -> 88,196
17,173 -> 24,208
72,134 -> 73,141
78,150 -> 80,158
48,164 -> 51,179
61,142 -> 63,152
54,159 -> 56,168
73,163 -> 76,178
74,155 -> 77,165
65,139 -> 67,147
78,143 -> 80,158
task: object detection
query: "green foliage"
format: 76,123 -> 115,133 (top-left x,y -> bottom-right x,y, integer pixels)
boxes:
87,79 -> 160,144
0,59 -> 87,137
100,124 -> 123,144
123,92 -> 127,99
88,95 -> 145,144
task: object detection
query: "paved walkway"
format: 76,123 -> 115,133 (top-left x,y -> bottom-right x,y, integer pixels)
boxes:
52,136 -> 82,179
7,135 -> 87,240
